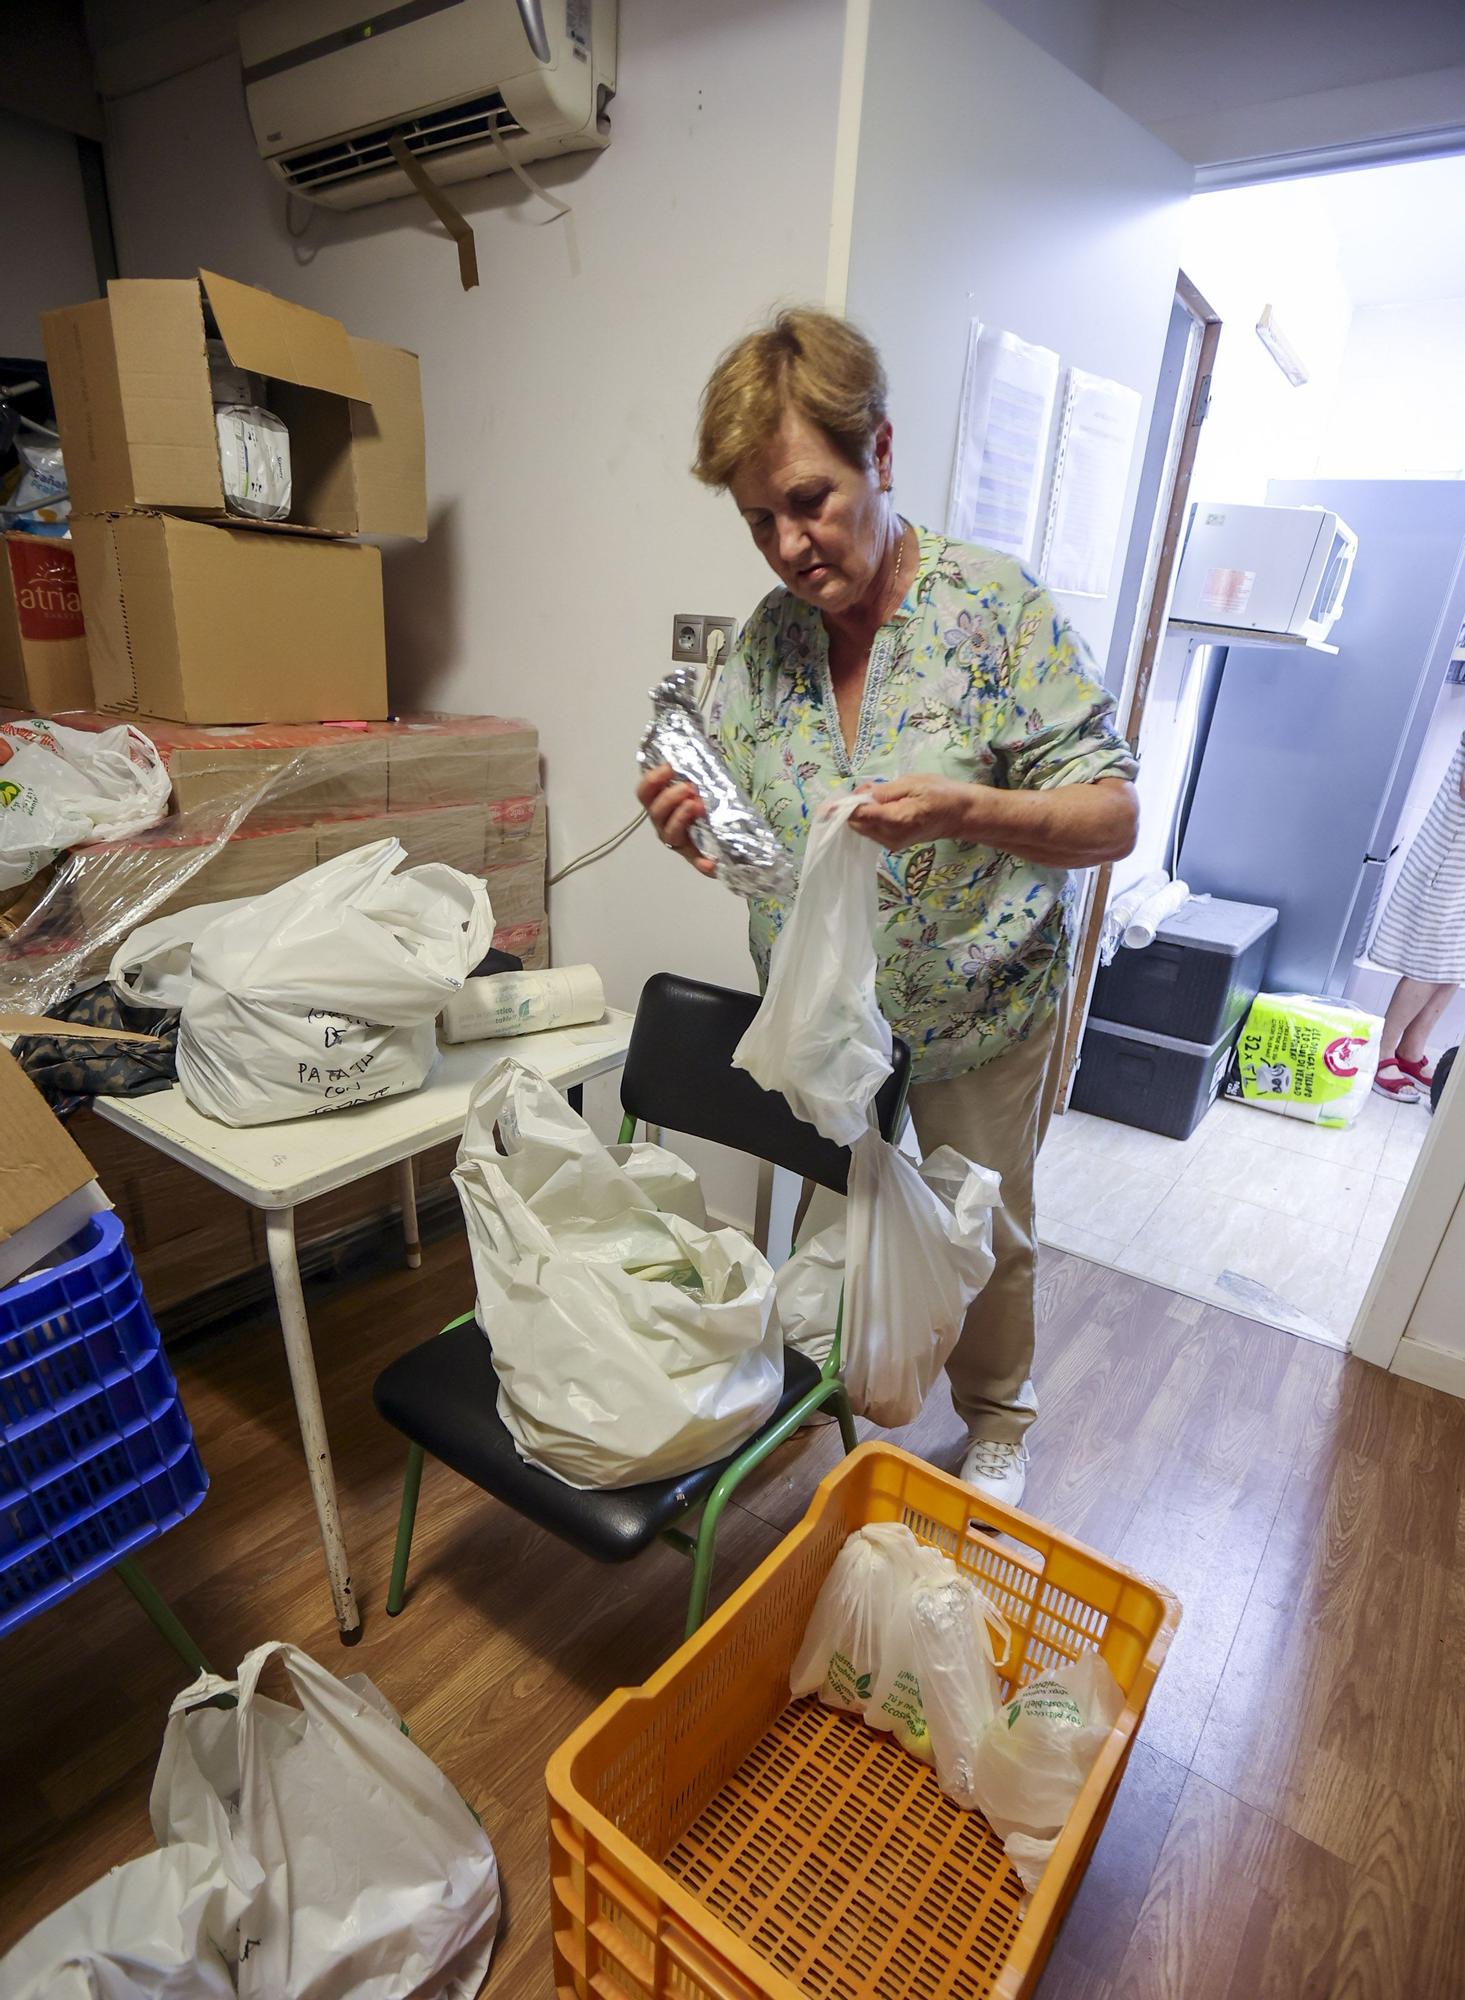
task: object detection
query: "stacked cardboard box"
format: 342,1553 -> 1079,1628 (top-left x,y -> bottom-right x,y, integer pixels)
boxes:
0,712 -> 549,982
0,534 -> 90,712
42,271 -> 426,725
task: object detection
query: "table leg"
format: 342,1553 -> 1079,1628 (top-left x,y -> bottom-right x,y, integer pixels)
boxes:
265,1207 -> 362,1645
397,1157 -> 422,1269
567,1082 -> 584,1116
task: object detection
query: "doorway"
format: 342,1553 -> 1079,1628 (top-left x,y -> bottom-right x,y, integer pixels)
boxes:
1041,154 -> 1465,1352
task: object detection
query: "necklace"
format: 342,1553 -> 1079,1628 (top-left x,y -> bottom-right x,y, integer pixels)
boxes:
888,516 -> 907,617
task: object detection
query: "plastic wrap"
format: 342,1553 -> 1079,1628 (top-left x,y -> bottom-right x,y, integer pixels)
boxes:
0,715 -> 549,1014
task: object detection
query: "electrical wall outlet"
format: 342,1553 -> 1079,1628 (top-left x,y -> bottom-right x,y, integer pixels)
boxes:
671,613 -> 736,664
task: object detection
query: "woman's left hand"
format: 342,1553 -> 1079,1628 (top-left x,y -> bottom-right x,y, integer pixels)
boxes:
848,774 -> 974,850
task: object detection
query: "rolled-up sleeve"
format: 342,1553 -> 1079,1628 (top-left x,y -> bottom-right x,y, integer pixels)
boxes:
993,586 -> 1139,793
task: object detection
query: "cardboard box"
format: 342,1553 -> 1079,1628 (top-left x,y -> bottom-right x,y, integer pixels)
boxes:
144,721 -> 390,823
485,793 -> 547,867
70,822 -> 318,932
0,1047 -> 104,1288
43,272 -> 426,538
0,534 -> 91,712
492,916 -> 548,970
386,715 -> 539,807
485,856 -> 546,925
314,804 -> 488,875
71,514 -> 386,725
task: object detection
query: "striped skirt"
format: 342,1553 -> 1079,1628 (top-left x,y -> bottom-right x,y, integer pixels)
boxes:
1371,734 -> 1465,981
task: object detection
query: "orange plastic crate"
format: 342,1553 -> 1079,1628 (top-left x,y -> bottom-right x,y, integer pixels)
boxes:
547,1442 -> 1178,2000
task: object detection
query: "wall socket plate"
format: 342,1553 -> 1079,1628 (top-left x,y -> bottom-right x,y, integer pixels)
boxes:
671,613 -> 736,665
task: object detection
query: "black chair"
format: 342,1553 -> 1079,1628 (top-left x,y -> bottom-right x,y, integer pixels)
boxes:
374,971 -> 910,1637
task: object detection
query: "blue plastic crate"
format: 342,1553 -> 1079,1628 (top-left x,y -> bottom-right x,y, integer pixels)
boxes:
0,1212 -> 207,1640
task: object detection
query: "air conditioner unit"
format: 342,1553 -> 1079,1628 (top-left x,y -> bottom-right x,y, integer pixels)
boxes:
240,0 -> 617,211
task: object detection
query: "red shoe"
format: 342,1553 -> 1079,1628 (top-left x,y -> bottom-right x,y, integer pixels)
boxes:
1394,1053 -> 1436,1088
1374,1059 -> 1421,1102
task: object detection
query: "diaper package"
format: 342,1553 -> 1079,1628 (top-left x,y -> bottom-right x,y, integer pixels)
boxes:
1226,992 -> 1383,1128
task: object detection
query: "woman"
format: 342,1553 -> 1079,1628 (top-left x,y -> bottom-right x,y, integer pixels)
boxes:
1370,728 -> 1465,1102
637,309 -> 1138,1505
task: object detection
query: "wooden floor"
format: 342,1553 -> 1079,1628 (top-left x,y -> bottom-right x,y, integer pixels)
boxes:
2,1231 -> 1462,1997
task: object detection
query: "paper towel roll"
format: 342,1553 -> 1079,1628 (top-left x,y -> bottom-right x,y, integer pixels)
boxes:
1123,879 -> 1190,950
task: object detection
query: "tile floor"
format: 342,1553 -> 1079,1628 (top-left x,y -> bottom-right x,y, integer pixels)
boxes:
1037,1084 -> 1433,1347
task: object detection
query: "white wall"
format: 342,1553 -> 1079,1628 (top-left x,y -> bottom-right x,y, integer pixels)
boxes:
841,0 -> 1191,668
1180,180 -> 1354,506
100,0 -> 848,1222
0,111 -> 98,354
1317,298 -> 1465,480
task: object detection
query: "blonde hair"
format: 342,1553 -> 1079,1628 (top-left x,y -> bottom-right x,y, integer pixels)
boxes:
693,308 -> 888,489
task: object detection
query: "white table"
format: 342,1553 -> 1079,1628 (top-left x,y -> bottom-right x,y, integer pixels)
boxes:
95,1011 -> 635,1643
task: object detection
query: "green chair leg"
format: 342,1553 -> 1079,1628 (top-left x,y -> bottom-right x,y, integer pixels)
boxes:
830,1381 -> 859,1456
113,1554 -> 211,1674
387,1443 -> 426,1616
685,1480 -> 733,1639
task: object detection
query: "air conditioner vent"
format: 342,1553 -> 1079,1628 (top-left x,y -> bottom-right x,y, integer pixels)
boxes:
278,92 -> 525,195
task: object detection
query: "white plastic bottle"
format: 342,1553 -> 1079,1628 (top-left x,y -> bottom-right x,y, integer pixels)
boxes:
442,964 -> 604,1044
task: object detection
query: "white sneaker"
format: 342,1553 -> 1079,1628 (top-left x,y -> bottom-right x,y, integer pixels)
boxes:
960,1438 -> 1029,1510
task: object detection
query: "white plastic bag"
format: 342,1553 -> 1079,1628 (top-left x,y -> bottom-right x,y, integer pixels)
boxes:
772,1198 -> 847,1366
111,900 -> 250,1013
0,1843 -> 245,2000
150,1641 -> 501,2000
454,1058 -> 782,1488
773,1146 -> 998,1423
969,1650 -> 1124,1892
733,791 -> 1000,1424
732,793 -> 893,1145
843,1136 -> 1000,1427
112,840 -> 492,1125
789,1522 -> 921,1712
0,719 -> 170,892
868,1551 -> 1010,1766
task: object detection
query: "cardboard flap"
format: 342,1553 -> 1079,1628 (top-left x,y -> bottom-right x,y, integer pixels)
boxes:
200,271 -> 370,403
345,338 -> 428,539
0,1047 -> 96,1247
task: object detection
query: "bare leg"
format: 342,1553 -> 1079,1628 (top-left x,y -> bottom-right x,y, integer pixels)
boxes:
397,1157 -> 421,1270
265,1208 -> 362,1643
1398,982 -> 1459,1065
1380,976 -> 1440,1059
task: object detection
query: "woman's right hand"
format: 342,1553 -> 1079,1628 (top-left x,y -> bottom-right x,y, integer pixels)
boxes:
637,764 -> 718,876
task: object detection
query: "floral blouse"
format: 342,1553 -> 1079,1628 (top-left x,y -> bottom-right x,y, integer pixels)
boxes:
714,528 -> 1138,1084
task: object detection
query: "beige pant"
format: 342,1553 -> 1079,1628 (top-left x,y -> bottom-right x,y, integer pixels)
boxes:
905,996 -> 1070,1444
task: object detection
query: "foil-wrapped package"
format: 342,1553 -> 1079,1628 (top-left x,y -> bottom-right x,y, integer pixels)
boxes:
639,668 -> 796,900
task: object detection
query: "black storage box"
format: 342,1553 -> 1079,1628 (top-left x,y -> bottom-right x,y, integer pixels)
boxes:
1071,1016 -> 1241,1141
1091,896 -> 1278,1045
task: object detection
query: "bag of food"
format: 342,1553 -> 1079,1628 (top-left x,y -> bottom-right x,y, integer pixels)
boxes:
969,1650 -> 1124,1892
1226,991 -> 1383,1128
151,1641 -> 501,1998
0,718 -> 169,893
454,1058 -> 782,1488
789,1523 -> 922,1712
112,840 -> 492,1125
735,793 -> 1001,1422
844,1136 -> 999,1427
867,1551 -> 1010,1768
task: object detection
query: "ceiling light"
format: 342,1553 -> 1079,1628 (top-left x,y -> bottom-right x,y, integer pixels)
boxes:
1256,305 -> 1309,387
